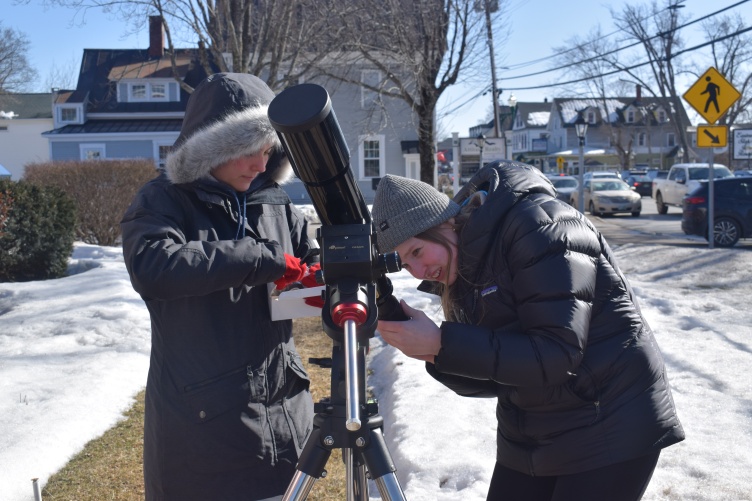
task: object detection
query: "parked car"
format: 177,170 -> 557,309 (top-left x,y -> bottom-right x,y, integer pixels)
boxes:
646,169 -> 669,181
548,175 -> 579,202
620,169 -> 647,181
570,179 -> 641,217
734,169 -> 752,177
624,174 -> 653,197
682,177 -> 752,247
583,171 -> 621,181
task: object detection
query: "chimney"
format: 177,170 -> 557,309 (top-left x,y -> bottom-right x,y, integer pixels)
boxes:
148,16 -> 165,57
635,84 -> 642,101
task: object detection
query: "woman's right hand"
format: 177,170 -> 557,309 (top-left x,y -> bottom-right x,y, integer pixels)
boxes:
377,300 -> 441,363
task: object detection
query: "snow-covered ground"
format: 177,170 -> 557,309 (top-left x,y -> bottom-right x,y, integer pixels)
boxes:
1,234 -> 751,500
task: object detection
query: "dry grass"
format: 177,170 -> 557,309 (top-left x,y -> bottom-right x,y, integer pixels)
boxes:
42,317 -> 346,500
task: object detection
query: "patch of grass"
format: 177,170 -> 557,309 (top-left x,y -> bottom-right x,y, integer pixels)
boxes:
42,317 -> 346,500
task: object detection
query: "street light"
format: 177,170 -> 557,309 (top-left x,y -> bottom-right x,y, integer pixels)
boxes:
504,93 -> 517,160
477,133 -> 486,171
575,113 -> 589,213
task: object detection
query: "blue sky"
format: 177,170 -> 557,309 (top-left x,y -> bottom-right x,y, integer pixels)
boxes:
5,0 -> 750,136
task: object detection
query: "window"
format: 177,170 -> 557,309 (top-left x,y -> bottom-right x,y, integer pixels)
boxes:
361,70 -> 382,108
60,108 -> 78,122
126,81 -> 171,102
667,133 -> 676,147
131,84 -> 147,100
587,110 -> 596,124
358,135 -> 385,179
657,110 -> 667,123
638,133 -> 646,147
151,83 -> 166,99
80,144 -> 105,160
627,110 -> 635,123
154,141 -> 173,170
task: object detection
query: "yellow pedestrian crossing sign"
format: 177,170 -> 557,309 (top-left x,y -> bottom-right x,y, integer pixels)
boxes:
683,67 -> 740,124
696,125 -> 727,148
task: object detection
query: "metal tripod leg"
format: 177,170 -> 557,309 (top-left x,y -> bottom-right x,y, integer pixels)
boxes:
283,297 -> 406,501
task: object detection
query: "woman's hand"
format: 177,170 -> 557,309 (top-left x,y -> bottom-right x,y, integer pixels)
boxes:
377,300 -> 441,363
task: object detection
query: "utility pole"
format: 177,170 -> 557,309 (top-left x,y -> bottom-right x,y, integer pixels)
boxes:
482,0 -> 501,140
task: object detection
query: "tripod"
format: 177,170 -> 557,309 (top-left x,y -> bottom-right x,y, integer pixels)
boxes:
283,228 -> 406,501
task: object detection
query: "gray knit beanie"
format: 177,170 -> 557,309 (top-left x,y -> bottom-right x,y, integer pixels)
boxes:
372,175 -> 461,253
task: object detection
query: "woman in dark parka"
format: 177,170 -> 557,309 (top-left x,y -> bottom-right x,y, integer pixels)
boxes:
121,73 -> 317,501
374,161 -> 684,501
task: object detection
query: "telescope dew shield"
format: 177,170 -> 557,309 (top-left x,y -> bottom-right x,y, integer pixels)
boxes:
268,84 -> 371,226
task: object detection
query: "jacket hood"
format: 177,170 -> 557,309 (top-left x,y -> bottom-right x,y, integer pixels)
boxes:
165,73 -> 292,186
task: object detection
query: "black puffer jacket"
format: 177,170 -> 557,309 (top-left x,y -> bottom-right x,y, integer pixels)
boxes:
121,74 -> 316,500
427,161 -> 684,476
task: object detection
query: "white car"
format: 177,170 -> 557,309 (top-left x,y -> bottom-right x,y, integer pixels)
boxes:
572,179 -> 642,217
548,175 -> 579,203
583,171 -> 621,181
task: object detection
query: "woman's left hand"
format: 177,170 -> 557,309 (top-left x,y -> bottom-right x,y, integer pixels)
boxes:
377,300 -> 441,363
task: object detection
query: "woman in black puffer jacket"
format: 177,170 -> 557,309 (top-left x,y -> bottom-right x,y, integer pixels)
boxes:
373,161 -> 684,501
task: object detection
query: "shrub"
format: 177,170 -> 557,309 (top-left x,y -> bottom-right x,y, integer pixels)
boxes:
23,160 -> 158,246
0,180 -> 76,282
0,191 -> 12,236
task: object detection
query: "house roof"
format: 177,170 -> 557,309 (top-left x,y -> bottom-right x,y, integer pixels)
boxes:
70,48 -> 210,113
44,118 -> 184,135
514,102 -> 551,128
552,96 -> 691,126
0,93 -> 53,119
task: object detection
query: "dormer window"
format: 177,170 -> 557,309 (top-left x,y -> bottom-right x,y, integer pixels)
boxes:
120,79 -> 176,103
657,109 -> 667,123
60,107 -> 78,122
128,82 -> 168,102
626,109 -> 635,123
586,110 -> 596,124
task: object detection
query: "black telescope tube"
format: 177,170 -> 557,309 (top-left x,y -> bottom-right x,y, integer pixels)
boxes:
268,84 -> 371,226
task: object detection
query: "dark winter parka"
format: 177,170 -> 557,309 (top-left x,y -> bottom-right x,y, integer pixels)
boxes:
427,161 -> 684,477
120,74 -> 316,500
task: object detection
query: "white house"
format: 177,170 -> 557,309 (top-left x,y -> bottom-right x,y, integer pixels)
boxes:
0,93 -> 53,180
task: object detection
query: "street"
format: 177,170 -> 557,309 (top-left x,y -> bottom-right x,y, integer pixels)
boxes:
585,195 -> 752,249
305,196 -> 750,249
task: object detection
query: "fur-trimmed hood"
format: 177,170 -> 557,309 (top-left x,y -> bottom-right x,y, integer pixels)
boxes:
165,73 -> 293,187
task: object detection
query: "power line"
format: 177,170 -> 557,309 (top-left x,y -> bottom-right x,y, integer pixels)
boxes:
497,0 -> 750,82
499,24 -> 752,92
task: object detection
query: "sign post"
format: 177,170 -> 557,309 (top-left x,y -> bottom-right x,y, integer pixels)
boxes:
683,67 -> 740,249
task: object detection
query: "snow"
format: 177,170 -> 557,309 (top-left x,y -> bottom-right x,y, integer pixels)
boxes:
1,230 -> 751,500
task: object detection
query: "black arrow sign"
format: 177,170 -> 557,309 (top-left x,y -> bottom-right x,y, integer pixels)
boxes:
703,128 -> 720,144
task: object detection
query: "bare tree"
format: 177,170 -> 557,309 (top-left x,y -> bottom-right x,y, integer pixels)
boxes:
312,0 -> 493,184
41,57 -> 80,91
0,22 -> 38,93
551,28 -> 639,170
607,1 -> 693,162
550,1 -> 692,163
700,12 -> 752,125
37,0 -> 337,93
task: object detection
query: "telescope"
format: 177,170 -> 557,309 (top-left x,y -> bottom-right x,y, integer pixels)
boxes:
268,83 -> 406,501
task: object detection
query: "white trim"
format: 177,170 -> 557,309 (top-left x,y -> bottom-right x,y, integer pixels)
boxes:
358,134 -> 385,180
87,112 -> 185,119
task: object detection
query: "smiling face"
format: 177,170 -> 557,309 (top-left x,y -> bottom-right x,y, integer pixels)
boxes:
394,223 -> 459,286
211,145 -> 274,192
